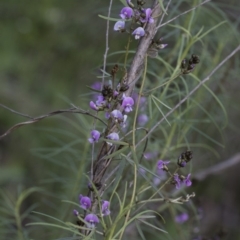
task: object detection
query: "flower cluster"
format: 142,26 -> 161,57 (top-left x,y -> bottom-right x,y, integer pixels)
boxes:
173,173 -> 192,189
89,78 -> 135,145
151,151 -> 193,189
73,194 -> 110,228
113,0 -> 155,40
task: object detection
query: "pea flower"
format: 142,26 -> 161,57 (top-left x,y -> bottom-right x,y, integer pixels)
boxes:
157,160 -> 170,171
73,209 -> 79,216
91,81 -> 101,90
96,95 -> 105,106
122,96 -> 134,113
79,195 -> 91,210
90,101 -> 99,111
132,27 -> 145,40
183,174 -> 192,187
111,110 -> 123,122
88,130 -> 101,144
89,95 -> 106,111
114,21 -> 125,31
140,8 -> 154,23
120,7 -> 133,19
101,200 -> 111,216
84,213 -> 99,228
175,213 -> 189,223
173,174 -> 181,189
137,114 -> 148,126
153,171 -> 167,186
143,151 -> 158,160
106,132 -> 119,145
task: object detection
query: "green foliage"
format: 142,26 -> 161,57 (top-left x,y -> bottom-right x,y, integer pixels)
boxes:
0,0 -> 240,239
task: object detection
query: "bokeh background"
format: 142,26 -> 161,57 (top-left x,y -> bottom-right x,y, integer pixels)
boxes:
0,0 -> 240,239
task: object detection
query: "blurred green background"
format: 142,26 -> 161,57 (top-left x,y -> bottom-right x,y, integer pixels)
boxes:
0,0 -> 240,239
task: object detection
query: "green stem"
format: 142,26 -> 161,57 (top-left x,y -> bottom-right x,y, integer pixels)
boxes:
132,56 -> 148,149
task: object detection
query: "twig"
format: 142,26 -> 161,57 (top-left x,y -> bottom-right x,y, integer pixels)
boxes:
194,153 -> 240,181
0,104 -> 33,119
0,107 -> 107,139
125,0 -> 162,93
157,0 -> 211,29
158,0 -> 172,27
101,0 -> 113,88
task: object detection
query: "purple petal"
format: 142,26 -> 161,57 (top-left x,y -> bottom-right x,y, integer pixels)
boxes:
120,7 -> 133,19
84,214 -> 99,228
79,195 -> 91,210
101,200 -> 111,216
175,213 -> 189,223
132,27 -> 145,39
90,101 -> 98,111
114,21 -> 125,31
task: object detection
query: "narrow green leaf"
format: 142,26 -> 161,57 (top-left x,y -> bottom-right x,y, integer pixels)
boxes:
196,21 -> 226,41
151,95 -> 172,110
102,138 -> 130,146
102,145 -> 129,159
98,14 -> 122,22
151,96 -> 171,126
138,219 -> 168,233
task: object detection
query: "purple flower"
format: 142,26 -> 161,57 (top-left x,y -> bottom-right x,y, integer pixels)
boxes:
184,174 -> 192,187
106,132 -> 119,145
88,130 -> 101,144
79,195 -> 91,210
90,101 -> 98,111
91,82 -> 101,91
73,209 -> 79,216
84,213 -> 99,228
114,21 -> 125,31
175,213 -> 189,223
137,114 -> 148,126
90,96 -> 107,111
173,174 -> 181,189
101,201 -> 111,216
95,95 -> 104,105
120,7 -> 133,19
132,27 -> 145,40
107,132 -> 119,140
153,171 -> 167,186
132,93 -> 147,110
122,96 -> 134,113
111,110 -> 123,121
113,90 -> 119,97
143,151 -> 158,160
157,160 -> 170,171
140,8 -> 154,23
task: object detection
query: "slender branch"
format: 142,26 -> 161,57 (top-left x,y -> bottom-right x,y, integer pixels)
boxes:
158,0 -> 172,27
0,104 -> 33,119
157,0 -> 211,29
125,0 -> 162,93
194,153 -> 240,181
101,0 -> 113,88
0,107 -> 107,139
